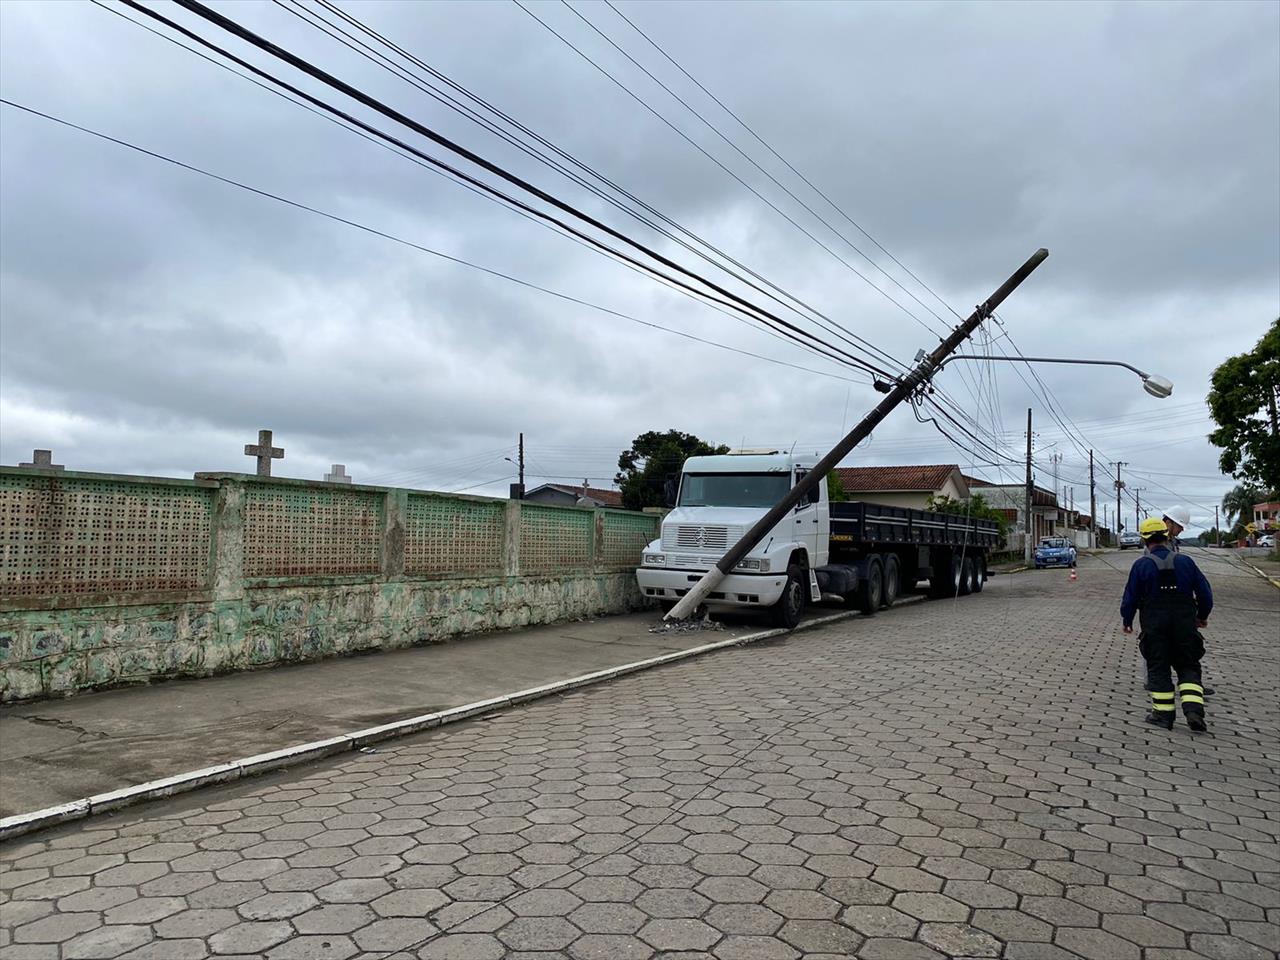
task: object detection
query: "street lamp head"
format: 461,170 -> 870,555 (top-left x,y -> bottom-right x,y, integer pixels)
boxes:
1141,374 -> 1173,399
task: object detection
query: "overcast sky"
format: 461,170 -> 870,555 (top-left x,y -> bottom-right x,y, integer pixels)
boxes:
2,0 -> 1277,531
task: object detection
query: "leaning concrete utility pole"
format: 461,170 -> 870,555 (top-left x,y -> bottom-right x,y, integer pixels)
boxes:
1025,409 -> 1034,564
666,248 -> 1049,621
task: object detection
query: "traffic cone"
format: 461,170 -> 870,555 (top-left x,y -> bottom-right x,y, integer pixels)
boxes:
1069,568 -> 1078,582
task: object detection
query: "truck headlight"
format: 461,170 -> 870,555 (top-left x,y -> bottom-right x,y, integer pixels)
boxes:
736,558 -> 768,572
643,553 -> 665,566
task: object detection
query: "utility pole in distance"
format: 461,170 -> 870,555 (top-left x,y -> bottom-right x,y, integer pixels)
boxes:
666,248 -> 1050,620
1135,487 -> 1146,530
1113,461 -> 1127,537
1025,409 -> 1033,565
1215,505 -> 1221,547
1089,450 -> 1097,548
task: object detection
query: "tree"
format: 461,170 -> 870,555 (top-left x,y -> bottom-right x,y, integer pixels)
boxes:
1208,319 -> 1280,492
827,472 -> 848,502
1222,482 -> 1268,529
925,494 -> 1011,536
615,430 -> 729,511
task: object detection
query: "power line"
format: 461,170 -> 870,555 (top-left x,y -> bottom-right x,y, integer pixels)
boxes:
275,0 -> 895,377
0,95 -> 879,429
128,0 -> 900,382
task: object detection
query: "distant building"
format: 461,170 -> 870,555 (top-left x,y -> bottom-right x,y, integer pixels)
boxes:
834,464 -> 969,509
524,483 -> 623,509
1254,501 -> 1280,531
962,475 -> 1095,550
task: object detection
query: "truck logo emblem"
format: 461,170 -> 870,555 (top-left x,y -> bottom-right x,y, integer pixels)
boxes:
695,527 -> 708,547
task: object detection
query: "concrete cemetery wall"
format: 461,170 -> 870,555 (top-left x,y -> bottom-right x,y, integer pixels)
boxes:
0,469 -> 658,702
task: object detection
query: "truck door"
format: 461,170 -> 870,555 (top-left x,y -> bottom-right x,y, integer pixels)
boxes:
792,467 -> 827,567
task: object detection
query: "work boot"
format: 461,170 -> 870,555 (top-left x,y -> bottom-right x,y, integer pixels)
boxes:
1186,712 -> 1207,732
1145,711 -> 1175,730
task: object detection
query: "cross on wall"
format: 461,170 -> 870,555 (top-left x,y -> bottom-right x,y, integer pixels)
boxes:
244,430 -> 284,477
18,449 -> 64,471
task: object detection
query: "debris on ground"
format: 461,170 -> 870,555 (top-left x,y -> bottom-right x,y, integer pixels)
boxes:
649,614 -> 725,635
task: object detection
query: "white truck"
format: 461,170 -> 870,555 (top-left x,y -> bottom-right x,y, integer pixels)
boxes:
636,451 -> 1001,627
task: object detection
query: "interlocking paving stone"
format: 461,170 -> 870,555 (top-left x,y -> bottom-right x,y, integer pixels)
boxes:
3,554 -> 1276,960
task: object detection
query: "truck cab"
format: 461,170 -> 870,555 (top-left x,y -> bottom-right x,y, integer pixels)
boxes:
636,451 -> 828,616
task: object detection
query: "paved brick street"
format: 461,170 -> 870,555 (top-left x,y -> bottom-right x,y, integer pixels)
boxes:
2,551 -> 1277,960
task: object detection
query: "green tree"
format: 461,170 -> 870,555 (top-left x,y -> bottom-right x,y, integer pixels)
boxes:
1221,482 -> 1268,529
826,472 -> 848,502
615,430 -> 729,511
1207,319 -> 1280,492
925,493 -> 1010,536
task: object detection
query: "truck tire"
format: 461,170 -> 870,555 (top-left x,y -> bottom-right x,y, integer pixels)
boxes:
770,563 -> 806,629
928,552 -> 961,599
971,557 -> 986,593
855,558 -> 884,615
881,555 -> 900,608
959,556 -> 974,595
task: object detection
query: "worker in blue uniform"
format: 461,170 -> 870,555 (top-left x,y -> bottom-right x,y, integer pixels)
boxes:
1121,517 -> 1214,731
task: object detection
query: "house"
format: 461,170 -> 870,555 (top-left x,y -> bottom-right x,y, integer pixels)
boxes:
1254,501 -> 1280,532
524,482 -> 623,509
961,476 -> 1093,550
833,464 -> 969,509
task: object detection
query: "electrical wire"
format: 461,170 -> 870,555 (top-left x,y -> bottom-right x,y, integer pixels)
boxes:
274,0 -> 896,378
124,0 -> 900,382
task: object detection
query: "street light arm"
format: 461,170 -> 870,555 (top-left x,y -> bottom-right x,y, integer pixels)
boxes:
921,354 -> 1172,398
936,355 -> 1151,378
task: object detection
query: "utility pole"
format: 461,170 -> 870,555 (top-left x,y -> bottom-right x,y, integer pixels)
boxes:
1113,461 -> 1127,536
1049,453 -> 1063,506
1215,505 -> 1221,547
1025,408 -> 1033,564
1089,450 -> 1097,548
509,433 -> 526,500
1135,487 -> 1145,530
666,248 -> 1050,620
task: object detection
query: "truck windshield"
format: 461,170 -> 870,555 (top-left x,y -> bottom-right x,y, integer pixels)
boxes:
679,473 -> 791,508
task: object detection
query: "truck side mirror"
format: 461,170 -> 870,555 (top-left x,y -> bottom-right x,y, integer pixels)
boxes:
663,475 -> 677,507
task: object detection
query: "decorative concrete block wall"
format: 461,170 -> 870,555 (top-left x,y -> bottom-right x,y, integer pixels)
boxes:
0,468 -> 657,702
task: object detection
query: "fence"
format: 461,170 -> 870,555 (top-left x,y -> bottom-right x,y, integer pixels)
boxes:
0,468 -> 659,701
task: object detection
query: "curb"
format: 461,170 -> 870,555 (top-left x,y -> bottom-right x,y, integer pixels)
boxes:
1241,560 -> 1280,590
0,597 -> 923,843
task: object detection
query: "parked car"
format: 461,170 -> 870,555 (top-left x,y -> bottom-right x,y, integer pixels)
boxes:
1034,537 -> 1078,569
1259,534 -> 1276,548
1119,530 -> 1143,550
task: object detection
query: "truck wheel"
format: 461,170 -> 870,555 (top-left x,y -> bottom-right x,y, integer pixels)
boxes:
881,555 -> 900,608
855,559 -> 884,615
971,558 -> 986,593
959,556 -> 974,595
770,563 -> 806,629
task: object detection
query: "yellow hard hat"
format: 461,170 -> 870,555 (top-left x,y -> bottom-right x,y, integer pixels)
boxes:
1139,517 -> 1168,539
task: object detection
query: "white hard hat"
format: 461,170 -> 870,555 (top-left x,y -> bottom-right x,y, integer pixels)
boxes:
1163,505 -> 1191,528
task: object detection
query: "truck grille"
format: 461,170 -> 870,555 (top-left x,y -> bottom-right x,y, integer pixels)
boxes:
663,525 -> 739,552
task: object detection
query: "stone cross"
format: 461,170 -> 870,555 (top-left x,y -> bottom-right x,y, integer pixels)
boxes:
324,464 -> 352,484
18,449 -> 64,471
244,429 -> 284,477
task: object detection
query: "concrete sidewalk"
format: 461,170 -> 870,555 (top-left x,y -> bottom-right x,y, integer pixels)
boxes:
0,603 -> 864,820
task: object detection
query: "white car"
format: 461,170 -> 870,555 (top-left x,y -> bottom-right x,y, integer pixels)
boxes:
1259,534 -> 1276,548
1119,531 -> 1143,550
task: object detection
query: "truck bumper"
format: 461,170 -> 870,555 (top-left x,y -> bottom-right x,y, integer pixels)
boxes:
636,567 -> 788,608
